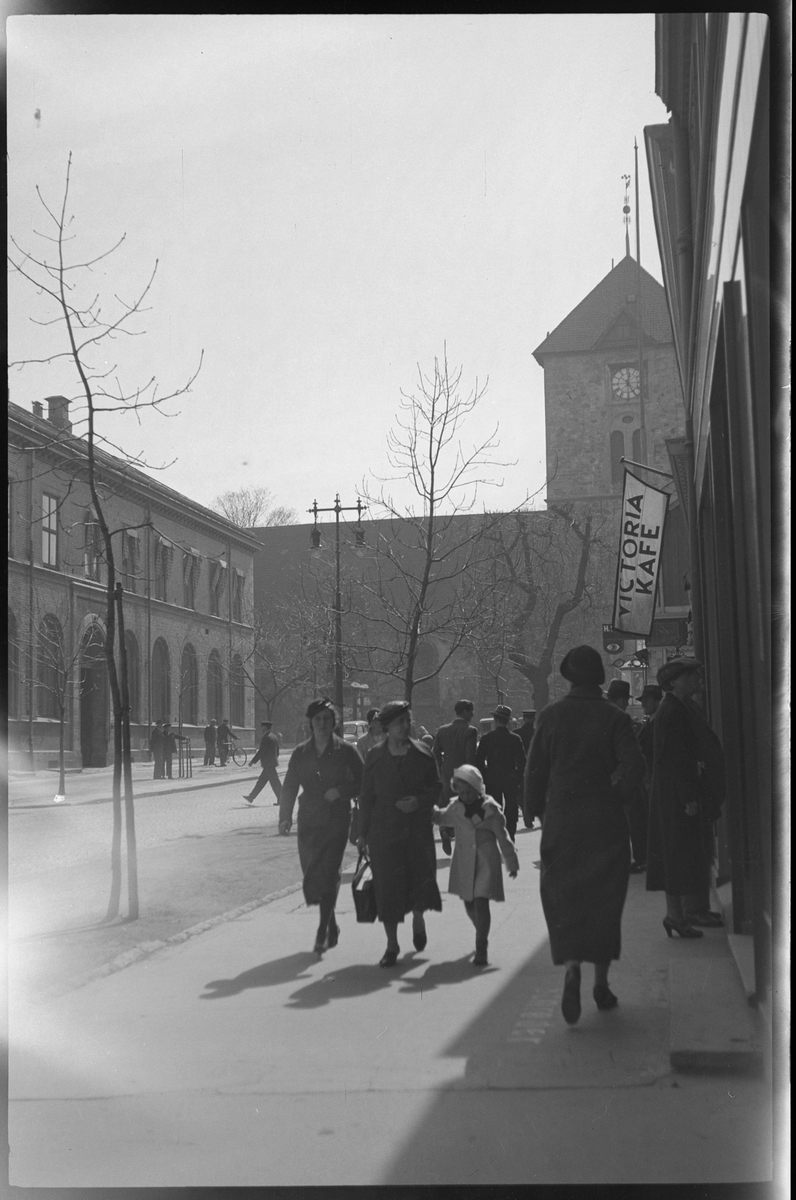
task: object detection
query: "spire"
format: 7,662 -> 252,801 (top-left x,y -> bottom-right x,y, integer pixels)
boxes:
622,174 -> 631,257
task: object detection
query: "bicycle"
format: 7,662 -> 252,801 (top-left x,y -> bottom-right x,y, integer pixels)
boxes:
222,739 -> 248,767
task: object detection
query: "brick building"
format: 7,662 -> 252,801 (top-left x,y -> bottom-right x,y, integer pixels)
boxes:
8,397 -> 259,770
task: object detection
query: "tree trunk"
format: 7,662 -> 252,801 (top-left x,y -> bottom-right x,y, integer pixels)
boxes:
116,583 -> 139,919
58,704 -> 66,796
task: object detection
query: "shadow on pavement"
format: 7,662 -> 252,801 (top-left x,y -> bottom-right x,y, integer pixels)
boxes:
396,954 -> 498,994
284,955 -> 422,1008
200,951 -> 318,999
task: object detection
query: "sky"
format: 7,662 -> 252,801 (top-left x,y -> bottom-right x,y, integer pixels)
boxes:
7,13 -> 671,522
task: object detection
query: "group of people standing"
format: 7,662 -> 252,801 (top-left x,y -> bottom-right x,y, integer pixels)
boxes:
272,643 -> 725,1024
148,719 -> 188,780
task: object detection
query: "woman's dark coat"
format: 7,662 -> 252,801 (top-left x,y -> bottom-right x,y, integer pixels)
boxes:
280,736 -> 363,906
645,692 -> 725,894
524,686 -> 645,965
358,739 -> 443,923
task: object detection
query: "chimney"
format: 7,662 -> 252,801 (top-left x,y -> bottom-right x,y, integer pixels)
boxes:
46,395 -> 72,432
32,401 -> 44,419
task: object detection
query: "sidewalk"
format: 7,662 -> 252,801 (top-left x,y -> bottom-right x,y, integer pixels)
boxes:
9,826 -> 772,1187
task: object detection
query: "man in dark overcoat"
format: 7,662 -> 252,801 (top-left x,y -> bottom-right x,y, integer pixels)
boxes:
243,720 -> 282,805
216,718 -> 236,766
432,699 -> 477,854
149,720 -> 165,779
203,718 -> 218,767
475,705 -> 527,839
517,709 -> 537,755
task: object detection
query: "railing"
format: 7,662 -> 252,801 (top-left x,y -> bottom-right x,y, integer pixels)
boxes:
178,738 -> 193,778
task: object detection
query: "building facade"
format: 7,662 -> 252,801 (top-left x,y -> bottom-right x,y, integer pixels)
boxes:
8,397 -> 260,770
644,12 -> 776,1013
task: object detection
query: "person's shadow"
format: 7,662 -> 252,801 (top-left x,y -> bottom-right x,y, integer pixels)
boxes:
200,951 -> 317,999
396,954 -> 496,994
284,953 -> 424,1009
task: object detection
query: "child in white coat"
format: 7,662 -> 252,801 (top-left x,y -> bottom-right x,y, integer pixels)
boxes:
432,764 -> 519,965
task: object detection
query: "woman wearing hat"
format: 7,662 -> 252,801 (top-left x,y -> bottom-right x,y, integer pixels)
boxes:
646,658 -> 725,935
279,698 -> 364,954
525,645 -> 645,1024
357,700 -> 443,966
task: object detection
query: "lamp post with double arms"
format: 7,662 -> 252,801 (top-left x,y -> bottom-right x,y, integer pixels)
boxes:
308,495 -> 367,718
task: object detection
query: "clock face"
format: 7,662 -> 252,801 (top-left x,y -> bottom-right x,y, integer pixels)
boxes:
612,366 -> 640,399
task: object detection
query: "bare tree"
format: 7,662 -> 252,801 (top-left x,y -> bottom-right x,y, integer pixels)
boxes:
8,154 -> 202,920
213,486 -> 297,528
354,346 -> 517,705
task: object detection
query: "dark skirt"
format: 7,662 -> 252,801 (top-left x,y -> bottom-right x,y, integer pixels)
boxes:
297,823 -> 349,907
367,823 -> 442,924
540,794 -> 630,964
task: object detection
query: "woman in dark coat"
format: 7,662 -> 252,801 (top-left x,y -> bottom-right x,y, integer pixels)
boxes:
524,645 -> 645,1025
279,698 -> 364,955
646,657 -> 725,936
357,700 -> 443,967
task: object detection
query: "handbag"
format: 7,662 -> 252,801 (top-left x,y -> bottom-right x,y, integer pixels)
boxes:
351,851 -> 378,923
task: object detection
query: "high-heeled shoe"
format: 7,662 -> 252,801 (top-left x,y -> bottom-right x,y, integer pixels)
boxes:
593,984 -> 618,1010
379,949 -> 399,968
412,917 -> 427,952
313,938 -> 325,955
663,916 -> 704,939
561,964 -> 581,1025
326,920 -> 339,948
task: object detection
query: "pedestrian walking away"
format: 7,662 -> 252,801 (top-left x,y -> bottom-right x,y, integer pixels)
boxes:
279,698 -> 364,955
646,658 -> 726,936
517,709 -> 537,756
432,764 -> 519,966
357,700 -> 443,967
216,718 -> 237,766
243,720 -> 283,805
149,720 -> 165,779
525,644 -> 645,1025
432,699 -> 477,855
475,704 -> 527,840
203,718 -> 218,766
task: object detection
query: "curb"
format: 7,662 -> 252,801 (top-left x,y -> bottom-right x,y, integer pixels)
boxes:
10,771 -> 269,809
33,881 -> 305,1005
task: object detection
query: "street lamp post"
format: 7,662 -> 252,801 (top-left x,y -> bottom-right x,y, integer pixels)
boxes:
308,495 -> 366,718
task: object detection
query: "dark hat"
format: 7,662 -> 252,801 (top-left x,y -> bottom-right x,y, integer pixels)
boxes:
260,720 -> 273,727
521,710 -> 537,719
366,708 -> 380,723
657,657 -> 702,690
560,645 -> 605,687
636,684 -> 663,701
492,704 -> 512,721
305,697 -> 336,720
606,679 -> 631,700
377,700 -> 411,727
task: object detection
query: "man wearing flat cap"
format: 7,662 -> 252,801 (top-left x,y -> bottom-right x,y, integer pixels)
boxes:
475,705 -> 528,840
243,720 -> 282,805
432,699 -> 478,854
646,658 -> 726,932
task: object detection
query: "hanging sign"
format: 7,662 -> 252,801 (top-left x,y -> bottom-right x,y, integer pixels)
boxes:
612,470 -> 669,636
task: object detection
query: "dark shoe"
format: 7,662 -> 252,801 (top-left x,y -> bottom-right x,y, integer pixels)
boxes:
663,916 -> 704,939
326,920 -> 339,949
629,862 -> 646,874
379,950 -> 399,968
561,965 -> 581,1025
412,917 -> 427,952
593,984 -> 619,1011
473,942 -> 488,967
242,794 -> 253,804
313,939 -> 325,956
684,911 -> 723,927
440,831 -> 452,855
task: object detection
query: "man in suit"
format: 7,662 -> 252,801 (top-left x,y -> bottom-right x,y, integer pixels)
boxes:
203,718 -> 218,766
432,699 -> 477,854
243,720 -> 282,805
475,704 -> 527,839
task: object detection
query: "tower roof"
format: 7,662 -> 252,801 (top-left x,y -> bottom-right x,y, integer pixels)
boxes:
533,254 -> 673,362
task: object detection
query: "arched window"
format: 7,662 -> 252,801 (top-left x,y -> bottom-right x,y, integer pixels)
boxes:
124,630 -> 140,722
151,637 -> 171,723
37,614 -> 64,718
230,654 -> 245,728
207,650 -> 224,721
8,609 -> 20,718
180,643 -> 199,726
610,430 -> 625,490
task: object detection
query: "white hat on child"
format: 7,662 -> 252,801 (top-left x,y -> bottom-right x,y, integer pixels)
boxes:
451,765 -> 486,796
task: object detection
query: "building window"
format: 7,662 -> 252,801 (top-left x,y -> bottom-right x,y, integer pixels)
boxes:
42,494 -> 58,566
230,654 -> 245,727
207,650 -> 224,720
182,551 -> 200,609
180,643 -> 199,726
232,569 -> 244,623
209,559 -> 227,617
84,511 -> 103,580
8,609 -> 20,718
610,430 -> 625,490
124,630 -> 140,722
121,531 -> 139,594
37,614 -> 64,718
153,538 -> 169,602
151,637 -> 171,722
